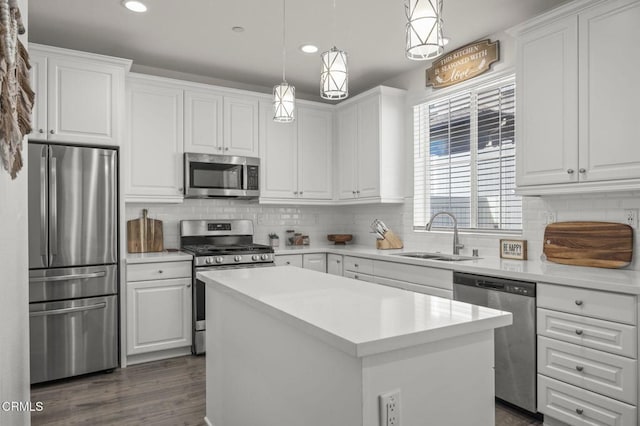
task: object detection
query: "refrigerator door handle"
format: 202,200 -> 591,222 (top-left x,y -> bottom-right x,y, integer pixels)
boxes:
39,147 -> 48,261
49,154 -> 58,263
29,271 -> 107,283
29,302 -> 107,317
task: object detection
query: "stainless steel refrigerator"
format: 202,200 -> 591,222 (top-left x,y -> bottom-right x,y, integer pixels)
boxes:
28,143 -> 119,384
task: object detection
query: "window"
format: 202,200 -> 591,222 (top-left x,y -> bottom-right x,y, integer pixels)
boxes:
413,77 -> 521,231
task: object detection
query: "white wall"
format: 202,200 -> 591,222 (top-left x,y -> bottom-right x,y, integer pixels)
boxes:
0,0 -> 31,424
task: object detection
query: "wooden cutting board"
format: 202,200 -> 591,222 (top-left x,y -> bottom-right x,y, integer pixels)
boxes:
127,209 -> 164,253
543,221 -> 633,268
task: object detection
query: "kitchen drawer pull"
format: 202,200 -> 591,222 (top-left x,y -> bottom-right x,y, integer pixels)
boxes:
575,300 -> 583,306
354,274 -> 359,279
30,271 -> 106,283
579,168 -> 586,173
576,408 -> 584,415
567,169 -> 575,174
575,365 -> 584,372
285,261 -> 291,265
354,264 -> 359,268
575,329 -> 583,335
158,270 -> 163,274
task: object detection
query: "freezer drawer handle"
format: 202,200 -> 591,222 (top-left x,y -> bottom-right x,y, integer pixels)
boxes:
30,271 -> 107,283
29,302 -> 106,317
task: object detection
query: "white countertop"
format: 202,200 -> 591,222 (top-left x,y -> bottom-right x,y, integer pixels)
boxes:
198,266 -> 512,357
275,244 -> 640,294
126,250 -> 193,264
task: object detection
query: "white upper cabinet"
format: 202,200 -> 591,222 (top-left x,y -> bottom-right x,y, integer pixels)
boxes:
184,89 -> 223,155
184,90 -> 259,157
298,106 -> 333,200
260,102 -> 333,204
335,86 -> 406,204
514,0 -> 640,195
125,74 -> 184,203
223,96 -> 259,157
29,44 -> 130,146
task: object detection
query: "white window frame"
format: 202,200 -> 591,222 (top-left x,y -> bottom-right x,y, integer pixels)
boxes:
412,75 -> 521,234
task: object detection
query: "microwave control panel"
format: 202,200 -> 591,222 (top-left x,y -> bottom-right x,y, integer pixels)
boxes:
247,166 -> 259,190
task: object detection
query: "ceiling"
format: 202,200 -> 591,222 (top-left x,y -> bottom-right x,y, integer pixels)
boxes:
29,0 -> 567,102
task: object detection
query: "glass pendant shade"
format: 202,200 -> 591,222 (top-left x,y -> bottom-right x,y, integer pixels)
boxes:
405,0 -> 444,60
320,47 -> 348,100
273,82 -> 295,122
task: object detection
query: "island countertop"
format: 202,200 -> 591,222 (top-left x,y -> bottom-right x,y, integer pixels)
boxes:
197,266 -> 512,357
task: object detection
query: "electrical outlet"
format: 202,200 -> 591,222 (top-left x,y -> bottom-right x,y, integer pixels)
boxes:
545,211 -> 556,224
380,390 -> 401,426
625,209 -> 638,228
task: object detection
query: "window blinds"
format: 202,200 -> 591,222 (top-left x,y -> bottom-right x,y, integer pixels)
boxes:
413,78 -> 521,231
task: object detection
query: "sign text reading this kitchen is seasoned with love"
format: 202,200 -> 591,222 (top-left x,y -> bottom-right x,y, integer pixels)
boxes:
426,39 -> 500,89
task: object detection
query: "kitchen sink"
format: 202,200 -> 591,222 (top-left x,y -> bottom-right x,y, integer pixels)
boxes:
393,252 -> 479,262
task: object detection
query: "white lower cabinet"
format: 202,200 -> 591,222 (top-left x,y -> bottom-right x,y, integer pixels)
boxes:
275,254 -> 303,268
536,283 -> 638,425
126,261 -> 192,358
327,254 -> 343,276
302,253 -> 326,273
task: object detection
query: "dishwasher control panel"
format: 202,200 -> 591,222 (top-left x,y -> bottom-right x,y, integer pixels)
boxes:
453,272 -> 536,297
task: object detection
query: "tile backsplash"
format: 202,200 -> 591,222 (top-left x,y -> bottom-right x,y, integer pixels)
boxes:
126,191 -> 640,271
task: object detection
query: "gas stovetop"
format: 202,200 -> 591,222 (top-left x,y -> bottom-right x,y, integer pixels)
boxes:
180,219 -> 274,267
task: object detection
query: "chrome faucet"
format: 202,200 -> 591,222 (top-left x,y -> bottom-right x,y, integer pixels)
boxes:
425,211 -> 464,255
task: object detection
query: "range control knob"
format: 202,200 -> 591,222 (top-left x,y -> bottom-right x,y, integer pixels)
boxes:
205,257 -> 213,265
234,255 -> 242,262
215,257 -> 224,264
260,254 -> 269,261
252,255 -> 260,261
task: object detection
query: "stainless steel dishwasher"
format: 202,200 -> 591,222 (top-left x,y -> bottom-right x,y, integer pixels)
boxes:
453,272 -> 537,414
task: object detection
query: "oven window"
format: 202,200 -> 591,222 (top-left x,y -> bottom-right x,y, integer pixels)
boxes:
190,162 -> 243,189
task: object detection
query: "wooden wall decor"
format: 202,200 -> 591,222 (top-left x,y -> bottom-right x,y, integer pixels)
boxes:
426,39 -> 500,89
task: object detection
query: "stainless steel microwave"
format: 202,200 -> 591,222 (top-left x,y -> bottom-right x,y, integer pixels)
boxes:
184,153 -> 260,199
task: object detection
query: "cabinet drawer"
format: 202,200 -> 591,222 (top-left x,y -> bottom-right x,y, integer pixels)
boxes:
538,336 -> 637,404
274,254 -> 303,268
303,253 -> 326,273
538,308 -> 637,358
537,283 -> 636,325
373,276 -> 453,299
127,261 -> 192,282
343,256 -> 373,275
538,375 -> 636,426
373,261 -> 453,291
343,270 -> 376,283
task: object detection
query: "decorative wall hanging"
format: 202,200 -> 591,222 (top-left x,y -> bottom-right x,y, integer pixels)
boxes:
426,39 -> 499,89
0,0 -> 32,180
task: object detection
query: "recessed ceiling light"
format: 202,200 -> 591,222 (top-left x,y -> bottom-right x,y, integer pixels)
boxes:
123,0 -> 147,13
232,26 -> 245,33
300,44 -> 318,54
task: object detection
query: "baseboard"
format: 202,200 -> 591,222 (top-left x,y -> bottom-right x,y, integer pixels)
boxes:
125,346 -> 191,366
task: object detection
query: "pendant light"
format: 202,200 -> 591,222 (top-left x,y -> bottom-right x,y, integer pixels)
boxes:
273,0 -> 295,122
320,0 -> 348,100
405,0 -> 444,60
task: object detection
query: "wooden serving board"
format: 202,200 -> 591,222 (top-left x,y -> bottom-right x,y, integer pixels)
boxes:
127,209 -> 164,253
543,221 -> 633,268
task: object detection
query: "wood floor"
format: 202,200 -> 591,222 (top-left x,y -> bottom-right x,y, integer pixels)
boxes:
31,355 -> 541,425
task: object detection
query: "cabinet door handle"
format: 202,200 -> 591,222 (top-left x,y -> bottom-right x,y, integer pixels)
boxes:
158,270 -> 164,274
225,147 -> 229,151
217,147 -> 222,151
38,129 -> 44,134
187,284 -> 191,288
579,168 -> 586,173
285,261 -> 291,265
356,190 -> 360,194
293,191 -> 298,195
575,300 -> 583,306
575,329 -> 583,335
336,260 -> 341,264
352,191 -> 356,195
575,408 -> 583,415
49,129 -> 55,135
575,365 -> 584,372
299,191 -> 303,195
567,169 -> 575,174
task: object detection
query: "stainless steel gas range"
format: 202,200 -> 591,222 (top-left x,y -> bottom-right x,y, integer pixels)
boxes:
180,219 -> 274,354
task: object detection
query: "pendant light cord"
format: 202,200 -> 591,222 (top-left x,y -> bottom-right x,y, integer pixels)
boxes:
282,0 -> 286,82
332,0 -> 336,46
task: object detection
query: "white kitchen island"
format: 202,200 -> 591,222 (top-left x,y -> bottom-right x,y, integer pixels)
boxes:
198,266 -> 512,426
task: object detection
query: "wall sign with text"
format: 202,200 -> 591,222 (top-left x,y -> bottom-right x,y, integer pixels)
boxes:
426,39 -> 500,89
500,239 -> 527,260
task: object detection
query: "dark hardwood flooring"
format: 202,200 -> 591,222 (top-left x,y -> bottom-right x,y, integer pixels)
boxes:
31,355 -> 541,425
30,356 -> 206,426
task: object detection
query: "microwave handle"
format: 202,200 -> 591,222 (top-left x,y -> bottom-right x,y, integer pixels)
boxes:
243,161 -> 248,190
